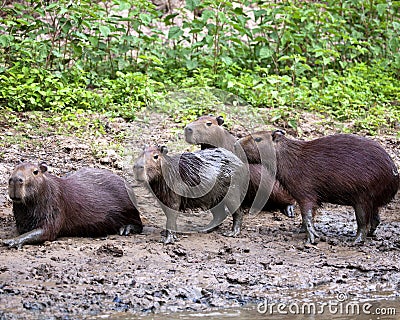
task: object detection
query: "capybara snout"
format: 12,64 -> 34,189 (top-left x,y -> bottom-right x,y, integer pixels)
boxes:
8,162 -> 47,203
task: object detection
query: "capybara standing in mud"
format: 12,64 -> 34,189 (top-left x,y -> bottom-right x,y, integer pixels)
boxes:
4,162 -> 143,248
238,130 -> 399,244
133,145 -> 247,243
184,115 -> 295,217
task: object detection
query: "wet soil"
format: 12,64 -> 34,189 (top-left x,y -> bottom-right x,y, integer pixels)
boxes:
0,110 -> 399,319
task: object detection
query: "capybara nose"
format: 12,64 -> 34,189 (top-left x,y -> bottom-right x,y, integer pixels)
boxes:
9,176 -> 24,185
134,163 -> 144,170
184,126 -> 193,134
9,195 -> 21,201
8,186 -> 21,202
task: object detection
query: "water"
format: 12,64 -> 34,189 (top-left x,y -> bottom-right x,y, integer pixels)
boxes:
91,299 -> 400,320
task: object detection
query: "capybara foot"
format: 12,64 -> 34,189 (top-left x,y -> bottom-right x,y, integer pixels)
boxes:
282,204 -> 295,218
223,229 -> 240,237
367,229 -> 377,238
306,229 -> 320,244
119,224 -> 143,236
367,232 -> 377,239
163,230 -> 178,244
2,238 -> 21,249
353,232 -> 366,244
298,223 -> 306,233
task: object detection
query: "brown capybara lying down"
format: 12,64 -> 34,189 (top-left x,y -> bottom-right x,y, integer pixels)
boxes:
4,162 -> 143,248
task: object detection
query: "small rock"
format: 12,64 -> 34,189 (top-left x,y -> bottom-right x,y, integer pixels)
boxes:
99,156 -> 112,164
328,238 -> 340,246
173,247 -> 187,257
225,257 -> 236,264
97,244 -> 123,257
23,301 -> 46,311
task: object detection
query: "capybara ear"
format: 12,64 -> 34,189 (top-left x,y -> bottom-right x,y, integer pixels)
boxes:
216,116 -> 224,126
39,162 -> 48,173
272,129 -> 285,142
160,145 -> 168,155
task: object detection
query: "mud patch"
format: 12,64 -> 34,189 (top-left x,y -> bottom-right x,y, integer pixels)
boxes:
0,111 -> 399,319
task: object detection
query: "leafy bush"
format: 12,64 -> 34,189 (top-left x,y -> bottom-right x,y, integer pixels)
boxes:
0,0 -> 399,134
101,71 -> 164,118
0,65 -> 157,119
0,65 -> 105,112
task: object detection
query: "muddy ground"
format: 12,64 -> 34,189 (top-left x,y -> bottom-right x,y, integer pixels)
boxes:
0,110 -> 399,319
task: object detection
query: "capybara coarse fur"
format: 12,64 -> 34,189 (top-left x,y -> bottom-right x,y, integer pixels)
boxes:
237,131 -> 399,244
184,115 -> 295,217
4,162 -> 143,248
133,145 -> 247,243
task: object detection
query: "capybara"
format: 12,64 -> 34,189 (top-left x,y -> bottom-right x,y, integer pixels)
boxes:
237,130 -> 399,244
4,162 -> 143,248
184,115 -> 295,217
133,145 -> 247,243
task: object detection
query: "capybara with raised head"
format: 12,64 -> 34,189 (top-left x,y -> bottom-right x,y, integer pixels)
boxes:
133,145 -> 247,243
4,162 -> 143,248
184,115 -> 295,217
237,130 -> 399,244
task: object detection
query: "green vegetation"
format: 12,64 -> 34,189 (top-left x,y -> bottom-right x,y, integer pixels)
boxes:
0,0 -> 399,134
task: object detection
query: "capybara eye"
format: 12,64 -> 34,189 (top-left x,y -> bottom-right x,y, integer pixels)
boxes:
255,137 -> 262,142
33,169 -> 39,175
153,154 -> 159,160
206,122 -> 212,126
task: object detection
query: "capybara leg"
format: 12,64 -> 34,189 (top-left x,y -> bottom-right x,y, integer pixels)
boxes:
354,204 -> 370,244
367,208 -> 380,237
164,208 -> 179,244
119,224 -> 143,236
2,228 -> 45,248
164,230 -> 178,244
299,220 -> 307,233
224,208 -> 244,237
281,204 -> 295,218
301,205 -> 319,244
200,203 -> 230,232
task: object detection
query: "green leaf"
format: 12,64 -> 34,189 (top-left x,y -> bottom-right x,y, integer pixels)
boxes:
0,35 -> 12,47
119,1 -> 131,11
88,36 -> 99,47
168,26 -> 183,39
288,119 -> 297,130
186,59 -> 198,70
164,13 -> 179,25
259,47 -> 273,59
376,4 -> 387,17
185,0 -> 200,11
99,25 -> 111,37
220,55 -> 233,65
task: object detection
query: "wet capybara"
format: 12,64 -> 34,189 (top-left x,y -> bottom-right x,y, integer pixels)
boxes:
4,162 -> 143,248
184,115 -> 295,217
237,130 -> 399,244
133,145 -> 247,243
